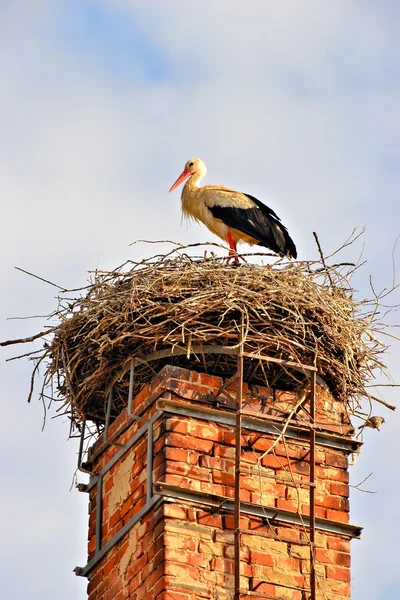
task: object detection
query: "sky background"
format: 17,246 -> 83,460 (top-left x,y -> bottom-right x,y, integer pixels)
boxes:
1,1 -> 400,598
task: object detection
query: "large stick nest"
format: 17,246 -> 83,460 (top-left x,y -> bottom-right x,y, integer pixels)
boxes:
1,242 -> 394,427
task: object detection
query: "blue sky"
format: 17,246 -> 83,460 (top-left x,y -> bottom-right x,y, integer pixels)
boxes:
1,2 -> 400,598
48,3 -> 170,82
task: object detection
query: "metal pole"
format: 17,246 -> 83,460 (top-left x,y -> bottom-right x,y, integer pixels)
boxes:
77,420 -> 95,476
309,370 -> 317,600
103,386 -> 113,442
77,420 -> 86,470
127,358 -> 135,416
146,421 -> 153,501
95,474 -> 103,553
234,329 -> 244,600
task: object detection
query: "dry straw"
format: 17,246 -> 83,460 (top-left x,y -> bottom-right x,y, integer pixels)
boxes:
1,240 -> 396,428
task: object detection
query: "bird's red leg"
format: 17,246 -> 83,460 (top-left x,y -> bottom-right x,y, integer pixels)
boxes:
226,232 -> 239,264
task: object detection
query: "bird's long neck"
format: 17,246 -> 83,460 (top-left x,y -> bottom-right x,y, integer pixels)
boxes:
181,170 -> 205,219
184,170 -> 204,192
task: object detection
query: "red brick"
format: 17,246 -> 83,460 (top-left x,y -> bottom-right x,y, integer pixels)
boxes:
250,491 -> 277,505
240,450 -> 258,464
109,509 -> 121,529
172,381 -> 211,400
326,565 -> 351,582
151,572 -> 166,597
335,552 -> 351,567
212,470 -> 235,487
223,485 -> 251,502
165,547 -> 209,569
276,527 -> 301,542
165,447 -> 199,465
198,372 -> 221,387
213,445 -> 235,459
210,557 -> 235,574
104,475 -> 114,493
260,454 -> 283,469
330,482 -> 349,497
223,544 -> 250,562
166,461 -> 210,482
276,498 -> 299,512
188,421 -> 224,441
199,454 -> 232,472
289,461 -> 310,476
165,432 -> 214,453
315,549 -> 332,563
197,511 -> 223,528
186,507 -> 197,521
102,581 -> 123,600
315,494 -> 349,511
87,568 -> 104,594
128,573 -> 141,594
103,555 -> 117,577
87,536 -> 96,557
326,509 -> 349,523
327,537 -> 350,552
164,561 -> 202,581
163,532 -> 197,551
316,466 -> 349,483
165,418 -> 188,435
301,504 -> 326,518
163,503 -> 187,520
275,556 -> 300,570
250,551 -> 274,567
223,431 -> 247,446
325,452 -> 348,468
223,515 -> 249,530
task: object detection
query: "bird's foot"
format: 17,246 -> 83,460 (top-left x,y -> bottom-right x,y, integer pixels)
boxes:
226,251 -> 240,265
226,233 -> 239,264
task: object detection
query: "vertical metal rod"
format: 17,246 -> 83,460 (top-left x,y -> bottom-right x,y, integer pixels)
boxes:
127,358 -> 136,416
77,420 -> 86,470
309,370 -> 317,600
77,420 -> 95,475
146,421 -> 153,501
95,474 -> 103,553
234,331 -> 244,600
103,386 -> 113,442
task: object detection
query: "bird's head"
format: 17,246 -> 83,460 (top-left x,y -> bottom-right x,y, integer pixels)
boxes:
168,158 -> 207,192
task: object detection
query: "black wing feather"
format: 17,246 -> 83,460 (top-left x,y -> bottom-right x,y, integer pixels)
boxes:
209,193 -> 297,258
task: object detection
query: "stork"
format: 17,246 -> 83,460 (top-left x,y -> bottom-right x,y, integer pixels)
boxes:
169,158 -> 297,263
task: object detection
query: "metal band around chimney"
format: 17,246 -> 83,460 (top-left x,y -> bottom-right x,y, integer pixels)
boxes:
156,398 -> 361,454
155,482 -> 362,539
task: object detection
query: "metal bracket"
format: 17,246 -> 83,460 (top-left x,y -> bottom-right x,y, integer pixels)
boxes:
74,411 -> 162,577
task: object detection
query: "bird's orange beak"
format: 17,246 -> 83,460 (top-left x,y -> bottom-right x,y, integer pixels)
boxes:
168,169 -> 191,192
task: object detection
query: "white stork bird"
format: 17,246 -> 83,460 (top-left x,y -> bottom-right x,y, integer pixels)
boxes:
169,158 -> 297,263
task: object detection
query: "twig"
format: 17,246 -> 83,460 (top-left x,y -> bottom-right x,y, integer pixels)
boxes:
7,314 -> 52,320
366,383 -> 400,388
325,227 -> 366,259
312,232 -> 333,285
15,266 -> 67,291
6,349 -> 44,362
367,394 -> 396,411
0,327 -> 56,347
350,472 -> 376,494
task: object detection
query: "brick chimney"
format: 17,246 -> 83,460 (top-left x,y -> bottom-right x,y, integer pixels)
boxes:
75,364 -> 361,600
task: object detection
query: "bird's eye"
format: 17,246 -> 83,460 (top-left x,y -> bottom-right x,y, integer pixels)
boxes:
189,161 -> 194,167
